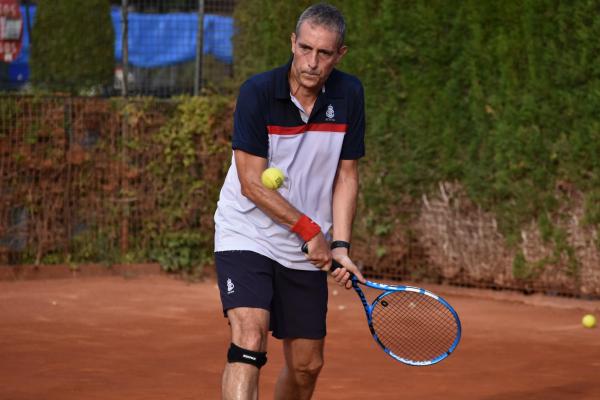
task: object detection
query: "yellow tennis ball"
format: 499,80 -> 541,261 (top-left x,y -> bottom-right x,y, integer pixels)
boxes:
261,167 -> 284,190
582,314 -> 597,329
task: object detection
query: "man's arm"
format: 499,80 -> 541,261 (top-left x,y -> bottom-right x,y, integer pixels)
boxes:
234,149 -> 332,269
331,159 -> 366,287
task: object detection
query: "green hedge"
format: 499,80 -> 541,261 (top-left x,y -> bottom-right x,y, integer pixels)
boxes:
233,0 -> 600,246
30,0 -> 114,93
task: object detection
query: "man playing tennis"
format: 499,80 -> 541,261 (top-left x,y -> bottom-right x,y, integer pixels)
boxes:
214,3 -> 366,399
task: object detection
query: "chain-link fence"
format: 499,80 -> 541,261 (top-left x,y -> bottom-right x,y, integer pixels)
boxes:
0,95 -> 233,268
2,94 -> 599,298
0,0 -> 236,96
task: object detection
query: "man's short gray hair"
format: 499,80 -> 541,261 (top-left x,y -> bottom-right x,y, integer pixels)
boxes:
295,3 -> 346,48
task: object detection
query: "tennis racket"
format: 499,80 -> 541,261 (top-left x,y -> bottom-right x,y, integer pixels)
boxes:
302,243 -> 461,366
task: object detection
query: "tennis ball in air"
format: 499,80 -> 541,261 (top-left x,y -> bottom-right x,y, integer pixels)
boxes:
261,167 -> 285,190
582,314 -> 597,329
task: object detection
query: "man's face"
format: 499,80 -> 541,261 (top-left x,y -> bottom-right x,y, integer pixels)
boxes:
290,21 -> 347,93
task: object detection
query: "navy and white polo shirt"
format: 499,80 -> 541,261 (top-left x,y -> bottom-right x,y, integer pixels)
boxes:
214,60 -> 365,271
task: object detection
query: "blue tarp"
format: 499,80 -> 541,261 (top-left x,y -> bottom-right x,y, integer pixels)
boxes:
7,5 -> 234,84
111,8 -> 234,67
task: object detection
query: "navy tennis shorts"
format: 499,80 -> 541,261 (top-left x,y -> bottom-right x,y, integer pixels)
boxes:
215,250 -> 328,339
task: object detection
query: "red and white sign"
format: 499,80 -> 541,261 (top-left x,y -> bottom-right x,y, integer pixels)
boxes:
0,0 -> 22,62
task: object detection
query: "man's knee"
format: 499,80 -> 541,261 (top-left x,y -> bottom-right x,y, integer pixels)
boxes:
284,338 -> 325,381
227,308 -> 269,351
231,328 -> 267,352
291,355 -> 324,380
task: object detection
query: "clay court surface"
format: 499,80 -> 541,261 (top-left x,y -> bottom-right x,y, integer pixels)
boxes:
1,268 -> 599,400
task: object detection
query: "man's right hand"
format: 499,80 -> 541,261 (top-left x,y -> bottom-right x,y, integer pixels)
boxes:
304,233 -> 333,270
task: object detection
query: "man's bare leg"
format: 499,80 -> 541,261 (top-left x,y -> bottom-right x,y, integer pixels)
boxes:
274,338 -> 324,400
222,307 -> 269,400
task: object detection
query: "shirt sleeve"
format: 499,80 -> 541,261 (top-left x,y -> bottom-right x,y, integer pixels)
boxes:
340,81 -> 366,160
232,80 -> 269,158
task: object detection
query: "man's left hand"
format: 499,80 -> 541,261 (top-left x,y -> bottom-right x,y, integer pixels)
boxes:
331,247 -> 365,289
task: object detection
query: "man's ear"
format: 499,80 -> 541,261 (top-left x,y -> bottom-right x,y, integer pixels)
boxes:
291,32 -> 297,53
336,45 -> 348,63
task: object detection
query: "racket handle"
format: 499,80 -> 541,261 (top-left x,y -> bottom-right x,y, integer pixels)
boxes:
301,243 -> 344,272
331,260 -> 344,271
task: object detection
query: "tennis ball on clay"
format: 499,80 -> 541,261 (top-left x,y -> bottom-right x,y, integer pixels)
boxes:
261,167 -> 285,190
582,314 -> 597,329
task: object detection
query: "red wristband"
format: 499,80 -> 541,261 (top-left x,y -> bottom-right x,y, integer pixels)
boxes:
291,215 -> 321,242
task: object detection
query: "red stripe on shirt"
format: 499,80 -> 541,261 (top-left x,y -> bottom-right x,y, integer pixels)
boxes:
267,123 -> 348,135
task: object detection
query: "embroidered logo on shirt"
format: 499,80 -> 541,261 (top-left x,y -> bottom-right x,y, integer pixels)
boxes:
227,278 -> 235,294
325,104 -> 335,121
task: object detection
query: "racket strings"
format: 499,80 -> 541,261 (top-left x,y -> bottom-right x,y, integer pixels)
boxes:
371,291 -> 458,363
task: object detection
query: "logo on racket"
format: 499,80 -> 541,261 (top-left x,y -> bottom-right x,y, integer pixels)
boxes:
226,278 -> 235,294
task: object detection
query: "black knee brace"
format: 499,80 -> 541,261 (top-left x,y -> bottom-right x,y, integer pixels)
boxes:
227,343 -> 267,369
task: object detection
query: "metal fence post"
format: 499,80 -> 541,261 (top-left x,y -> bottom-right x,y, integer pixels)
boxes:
120,0 -> 130,254
194,0 -> 205,96
121,0 -> 129,97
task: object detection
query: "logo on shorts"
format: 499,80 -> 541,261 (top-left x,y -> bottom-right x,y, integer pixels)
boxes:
325,104 -> 335,121
226,278 -> 235,294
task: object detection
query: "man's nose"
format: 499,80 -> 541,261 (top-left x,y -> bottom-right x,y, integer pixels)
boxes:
308,51 -> 319,69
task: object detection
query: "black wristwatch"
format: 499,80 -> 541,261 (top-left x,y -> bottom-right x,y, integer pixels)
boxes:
330,240 -> 351,251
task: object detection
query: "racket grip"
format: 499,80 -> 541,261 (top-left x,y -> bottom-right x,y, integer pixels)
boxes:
301,243 -> 343,272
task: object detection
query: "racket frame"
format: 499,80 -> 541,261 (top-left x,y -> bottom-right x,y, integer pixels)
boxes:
300,243 -> 461,366
351,276 -> 462,366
